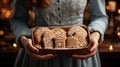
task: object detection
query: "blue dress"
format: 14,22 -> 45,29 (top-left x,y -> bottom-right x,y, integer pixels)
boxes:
10,0 -> 108,67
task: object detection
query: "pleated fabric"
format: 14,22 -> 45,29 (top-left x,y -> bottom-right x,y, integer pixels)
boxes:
14,48 -> 101,67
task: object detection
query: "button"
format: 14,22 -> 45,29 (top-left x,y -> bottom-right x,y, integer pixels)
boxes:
59,14 -> 61,17
58,7 -> 60,10
59,21 -> 61,24
57,0 -> 59,2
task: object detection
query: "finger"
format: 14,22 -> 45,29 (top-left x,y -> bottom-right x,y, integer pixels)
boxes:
27,39 -> 39,53
89,38 -> 98,52
30,53 -> 55,60
72,54 -> 91,59
90,42 -> 98,52
72,50 -> 96,59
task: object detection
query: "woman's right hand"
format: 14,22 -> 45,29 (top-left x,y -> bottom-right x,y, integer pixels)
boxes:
20,36 -> 56,60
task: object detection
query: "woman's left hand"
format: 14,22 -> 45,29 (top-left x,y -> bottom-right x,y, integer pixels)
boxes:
72,32 -> 100,59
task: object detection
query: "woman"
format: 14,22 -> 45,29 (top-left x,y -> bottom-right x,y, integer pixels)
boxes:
10,0 -> 108,67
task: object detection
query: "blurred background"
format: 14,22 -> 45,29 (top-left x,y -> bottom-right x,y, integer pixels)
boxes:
0,0 -> 120,67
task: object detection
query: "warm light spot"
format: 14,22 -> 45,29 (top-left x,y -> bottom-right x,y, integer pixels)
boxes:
13,43 -> 17,48
117,32 -> 120,38
0,30 -> 4,36
5,10 -> 11,19
109,45 -> 113,51
1,8 -> 11,19
118,9 -> 120,14
1,8 -> 7,15
106,5 -> 111,10
108,1 -> 116,11
3,0 -> 8,4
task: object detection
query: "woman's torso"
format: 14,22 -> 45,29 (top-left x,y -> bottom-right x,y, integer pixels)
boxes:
31,0 -> 87,26
15,0 -> 102,67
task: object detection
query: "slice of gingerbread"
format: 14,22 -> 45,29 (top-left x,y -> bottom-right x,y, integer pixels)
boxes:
51,27 -> 67,48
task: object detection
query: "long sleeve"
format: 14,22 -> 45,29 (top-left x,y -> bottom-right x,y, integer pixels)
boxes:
10,0 -> 31,47
88,0 -> 108,42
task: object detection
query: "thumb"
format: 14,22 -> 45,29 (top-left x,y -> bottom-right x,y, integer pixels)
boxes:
90,41 -> 98,52
27,39 -> 39,53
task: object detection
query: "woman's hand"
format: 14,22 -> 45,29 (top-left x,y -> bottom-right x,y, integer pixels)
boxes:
20,36 -> 56,60
72,32 -> 100,59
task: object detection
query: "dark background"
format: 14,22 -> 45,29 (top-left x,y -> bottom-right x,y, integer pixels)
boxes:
0,0 -> 120,67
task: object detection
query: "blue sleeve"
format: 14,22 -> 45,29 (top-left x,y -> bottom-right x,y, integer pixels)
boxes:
88,0 -> 108,43
10,0 -> 31,47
